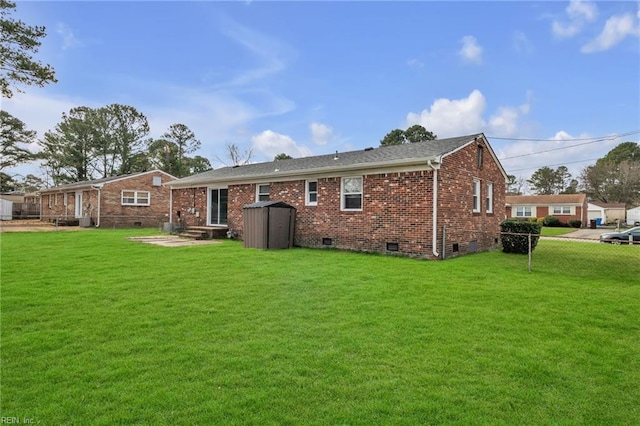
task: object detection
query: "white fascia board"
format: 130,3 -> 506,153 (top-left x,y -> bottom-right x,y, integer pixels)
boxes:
167,157 -> 440,188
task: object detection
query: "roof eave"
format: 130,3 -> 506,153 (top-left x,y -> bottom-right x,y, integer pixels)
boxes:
166,156 -> 441,188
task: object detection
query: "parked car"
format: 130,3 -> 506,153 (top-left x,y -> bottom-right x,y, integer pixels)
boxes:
599,226 -> 640,244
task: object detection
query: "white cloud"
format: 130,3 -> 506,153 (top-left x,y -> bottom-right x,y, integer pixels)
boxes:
251,130 -> 312,160
406,90 -> 487,138
212,15 -> 292,89
513,31 -> 534,55
56,22 -> 82,50
552,0 -> 598,38
309,122 -> 333,145
406,58 -> 424,69
581,12 -> 640,53
406,90 -> 532,140
458,36 -> 483,64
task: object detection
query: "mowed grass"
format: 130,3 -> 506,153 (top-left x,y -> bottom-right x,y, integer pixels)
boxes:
540,227 -> 577,236
1,230 -> 639,424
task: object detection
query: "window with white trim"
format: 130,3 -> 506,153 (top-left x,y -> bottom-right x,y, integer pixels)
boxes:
472,179 -> 481,213
552,205 -> 572,215
485,182 -> 493,213
256,184 -> 270,202
515,206 -> 533,217
306,180 -> 318,206
341,177 -> 363,211
121,190 -> 150,206
47,194 -> 52,208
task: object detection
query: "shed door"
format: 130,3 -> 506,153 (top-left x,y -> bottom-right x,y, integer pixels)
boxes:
267,208 -> 292,249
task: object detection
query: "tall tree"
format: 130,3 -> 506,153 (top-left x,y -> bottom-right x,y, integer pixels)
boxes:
527,166 -> 559,195
39,107 -> 96,184
380,125 -> 437,146
185,155 -> 211,175
404,124 -> 437,143
216,143 -> 252,166
274,153 -> 293,161
0,0 -> 57,97
99,104 -> 149,175
0,171 -> 16,191
0,110 -> 35,171
380,129 -> 406,146
160,123 -> 201,177
580,142 -> 640,207
147,138 -> 181,176
506,174 -> 527,195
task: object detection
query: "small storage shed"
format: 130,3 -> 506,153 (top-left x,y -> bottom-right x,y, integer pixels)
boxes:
243,201 -> 296,249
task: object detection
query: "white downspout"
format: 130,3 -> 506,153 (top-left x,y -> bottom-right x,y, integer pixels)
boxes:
91,184 -> 103,227
429,160 -> 441,258
169,187 -> 173,224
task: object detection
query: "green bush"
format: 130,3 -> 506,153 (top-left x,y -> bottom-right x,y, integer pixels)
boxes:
543,215 -> 562,227
568,219 -> 582,228
500,220 -> 541,254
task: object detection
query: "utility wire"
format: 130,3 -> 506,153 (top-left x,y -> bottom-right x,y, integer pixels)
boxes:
499,138 -> 611,160
508,158 -> 600,173
489,129 -> 640,142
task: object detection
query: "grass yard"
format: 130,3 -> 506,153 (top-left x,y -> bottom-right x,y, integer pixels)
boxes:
540,227 -> 577,236
1,230 -> 639,424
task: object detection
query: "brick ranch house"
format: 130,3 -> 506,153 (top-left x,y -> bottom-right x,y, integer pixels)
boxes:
505,193 -> 588,226
39,170 -> 176,228
167,133 -> 507,259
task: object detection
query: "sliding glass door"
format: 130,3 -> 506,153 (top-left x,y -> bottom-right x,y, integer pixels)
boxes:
209,188 -> 228,226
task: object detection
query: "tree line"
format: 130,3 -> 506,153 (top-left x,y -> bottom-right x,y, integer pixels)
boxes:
508,142 -> 640,208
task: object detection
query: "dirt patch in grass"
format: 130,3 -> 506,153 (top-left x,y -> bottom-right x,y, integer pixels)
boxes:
127,235 -> 222,247
0,219 -> 90,233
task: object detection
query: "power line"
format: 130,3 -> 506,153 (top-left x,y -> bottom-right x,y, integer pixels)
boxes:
488,129 -> 640,142
507,158 -> 600,173
499,138 -> 611,160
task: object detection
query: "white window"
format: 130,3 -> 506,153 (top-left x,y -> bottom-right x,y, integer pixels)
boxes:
341,177 -> 363,211
256,184 -> 270,202
552,206 -> 572,215
152,176 -> 162,186
485,182 -> 493,213
306,180 -> 318,206
47,194 -> 53,208
121,190 -> 150,206
515,206 -> 533,217
472,179 -> 481,213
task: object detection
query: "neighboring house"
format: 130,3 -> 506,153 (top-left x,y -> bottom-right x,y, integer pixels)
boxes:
587,202 -> 626,225
167,133 -> 507,259
627,206 -> 640,225
505,194 -> 588,226
39,170 -> 176,228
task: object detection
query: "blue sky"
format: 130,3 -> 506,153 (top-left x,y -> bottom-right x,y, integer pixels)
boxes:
4,1 -> 640,188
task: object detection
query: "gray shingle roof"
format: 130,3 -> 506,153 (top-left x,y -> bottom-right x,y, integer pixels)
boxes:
39,170 -> 175,193
169,133 -> 485,187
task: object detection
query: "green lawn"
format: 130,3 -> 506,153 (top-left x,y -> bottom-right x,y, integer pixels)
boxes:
540,227 -> 577,236
1,230 -> 639,424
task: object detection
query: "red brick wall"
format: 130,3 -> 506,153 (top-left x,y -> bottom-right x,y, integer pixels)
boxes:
40,172 -> 174,228
99,172 -> 174,228
171,187 -> 210,226
171,140 -> 506,259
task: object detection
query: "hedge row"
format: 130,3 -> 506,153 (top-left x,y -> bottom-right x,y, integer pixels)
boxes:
500,220 -> 541,254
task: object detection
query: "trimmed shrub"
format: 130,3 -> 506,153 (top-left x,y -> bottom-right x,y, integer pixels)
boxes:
568,219 -> 582,228
500,220 -> 541,254
536,217 -> 545,224
543,215 -> 562,227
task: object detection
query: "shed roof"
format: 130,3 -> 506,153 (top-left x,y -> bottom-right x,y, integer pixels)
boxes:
243,201 -> 295,209
506,194 -> 587,205
168,133 -> 506,188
